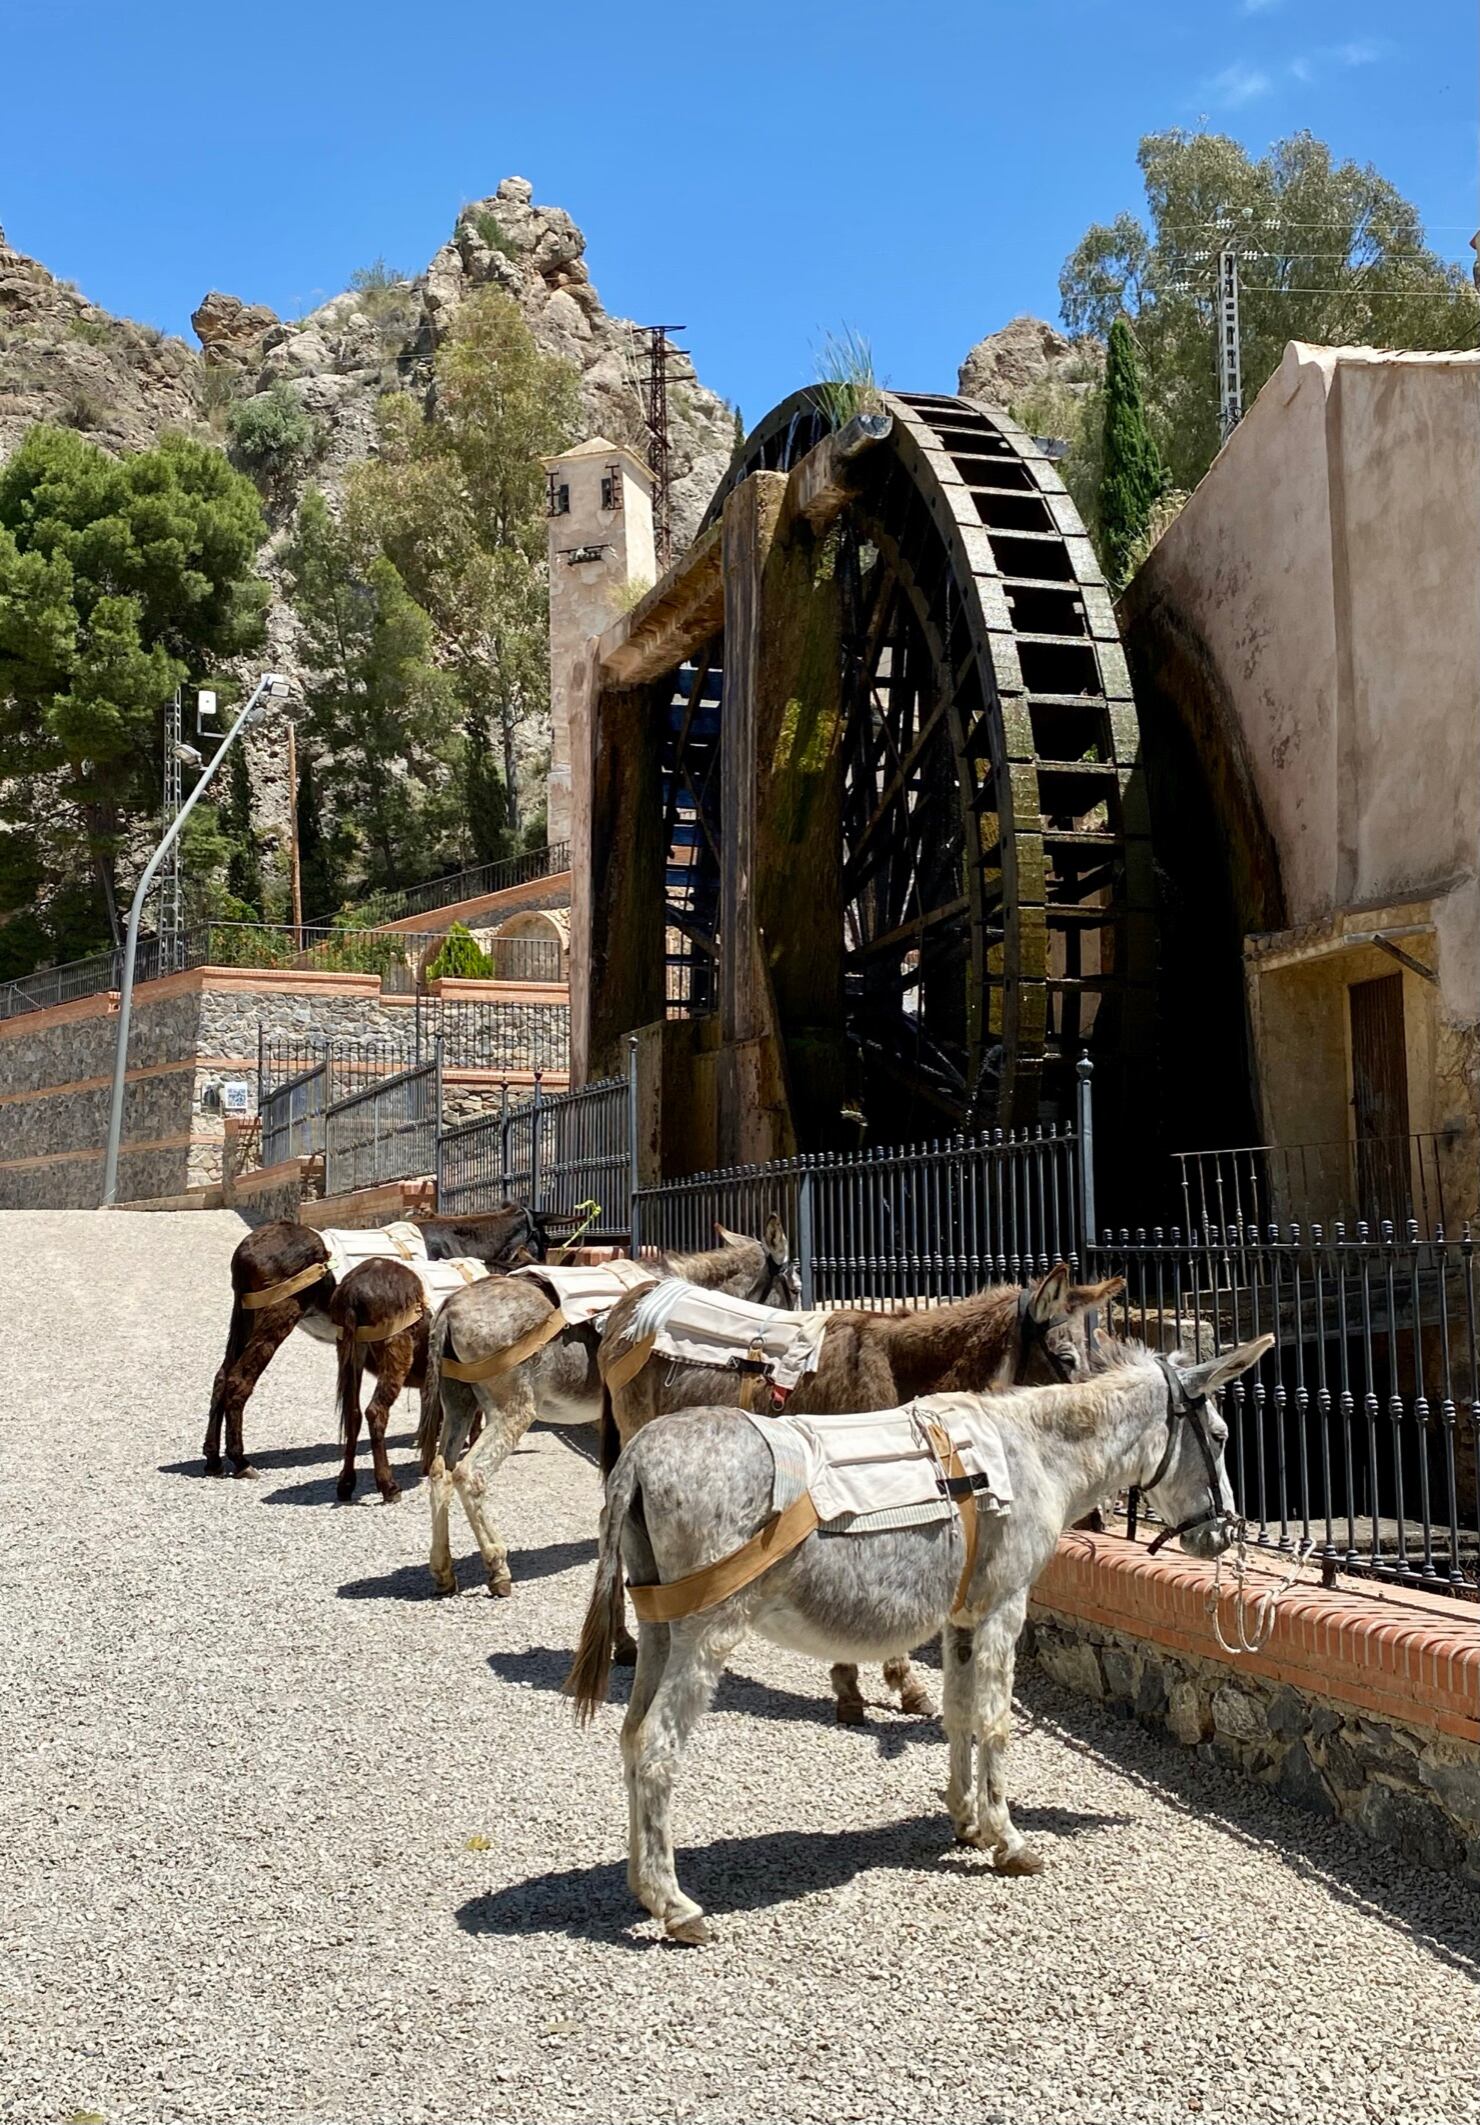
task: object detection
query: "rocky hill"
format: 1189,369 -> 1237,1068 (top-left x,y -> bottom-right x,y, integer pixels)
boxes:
0,179 -> 736,863
958,313 -> 1102,409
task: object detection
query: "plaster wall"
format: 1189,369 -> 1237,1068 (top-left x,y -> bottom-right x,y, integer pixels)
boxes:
546,442 -> 656,845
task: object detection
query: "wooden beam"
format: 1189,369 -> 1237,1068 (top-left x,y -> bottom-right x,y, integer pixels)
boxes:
783,410 -> 893,534
597,521 -> 725,689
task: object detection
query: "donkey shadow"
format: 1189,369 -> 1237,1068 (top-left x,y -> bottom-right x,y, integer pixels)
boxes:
159,1432 -> 381,1480
457,1805 -> 1128,1948
487,1644 -> 951,1756
340,1539 -> 597,1603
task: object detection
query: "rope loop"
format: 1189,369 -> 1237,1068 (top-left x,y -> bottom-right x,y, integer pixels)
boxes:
1205,1520 -> 1314,1656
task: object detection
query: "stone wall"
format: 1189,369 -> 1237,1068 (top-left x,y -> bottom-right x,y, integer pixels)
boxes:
1028,1532 -> 1480,1889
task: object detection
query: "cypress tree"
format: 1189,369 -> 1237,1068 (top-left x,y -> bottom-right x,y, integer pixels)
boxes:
295,748 -> 339,920
1097,316 -> 1165,589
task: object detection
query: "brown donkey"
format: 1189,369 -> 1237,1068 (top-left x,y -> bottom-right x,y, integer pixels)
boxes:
598,1263 -> 1124,1720
329,1258 -> 432,1503
203,1204 -> 542,1477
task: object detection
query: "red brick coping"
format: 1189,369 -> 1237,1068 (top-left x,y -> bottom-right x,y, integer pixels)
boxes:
1033,1532 -> 1479,1744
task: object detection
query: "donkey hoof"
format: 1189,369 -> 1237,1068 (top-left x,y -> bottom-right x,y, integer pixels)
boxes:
996,1845 -> 1046,1877
431,1570 -> 458,1597
229,1463 -> 259,1481
335,1476 -> 356,1502
898,1682 -> 938,1719
378,1482 -> 402,1505
613,1633 -> 639,1668
486,1569 -> 514,1599
665,1912 -> 712,1946
834,1699 -> 868,1727
203,1455 -> 225,1477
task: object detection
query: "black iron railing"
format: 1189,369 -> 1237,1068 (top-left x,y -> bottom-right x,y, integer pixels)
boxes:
437,1072 -> 628,1238
1175,1133 -> 1462,1241
324,1054 -> 442,1197
308,842 -> 570,927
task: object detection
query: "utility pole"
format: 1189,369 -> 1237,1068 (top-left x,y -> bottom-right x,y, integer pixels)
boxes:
639,324 -> 685,571
286,719 -> 303,945
161,689 -> 185,973
102,674 -> 297,1207
1216,245 -> 1244,442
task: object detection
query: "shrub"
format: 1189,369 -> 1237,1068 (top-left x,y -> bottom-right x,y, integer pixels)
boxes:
226,382 -> 318,491
67,316 -> 113,348
425,922 -> 493,982
471,211 -> 519,262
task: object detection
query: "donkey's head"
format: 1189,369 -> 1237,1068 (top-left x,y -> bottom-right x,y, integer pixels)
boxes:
1143,1334 -> 1273,1560
715,1213 -> 800,1309
1015,1266 -> 1127,1385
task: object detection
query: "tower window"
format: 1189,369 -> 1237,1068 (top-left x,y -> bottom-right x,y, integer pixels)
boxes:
547,474 -> 570,517
601,466 -> 624,512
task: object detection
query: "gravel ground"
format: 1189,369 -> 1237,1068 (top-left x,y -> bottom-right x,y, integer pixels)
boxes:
2,1208 -> 1477,2125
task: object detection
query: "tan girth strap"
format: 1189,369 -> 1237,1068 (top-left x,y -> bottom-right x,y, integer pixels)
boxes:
354,1303 -> 424,1344
241,1260 -> 330,1311
441,1307 -> 568,1384
600,1331 -> 656,1397
628,1490 -> 822,1625
925,1421 -> 980,1616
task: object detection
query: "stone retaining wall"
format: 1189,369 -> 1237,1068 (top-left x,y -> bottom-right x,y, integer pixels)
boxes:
1027,1533 -> 1480,1887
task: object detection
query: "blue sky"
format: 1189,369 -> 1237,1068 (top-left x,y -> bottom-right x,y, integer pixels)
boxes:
3,0 -> 1475,422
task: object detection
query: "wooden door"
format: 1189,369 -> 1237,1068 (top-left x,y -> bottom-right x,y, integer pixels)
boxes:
1348,973 -> 1410,1222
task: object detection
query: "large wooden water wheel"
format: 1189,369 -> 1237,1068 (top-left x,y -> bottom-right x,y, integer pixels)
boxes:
582,387 -> 1157,1160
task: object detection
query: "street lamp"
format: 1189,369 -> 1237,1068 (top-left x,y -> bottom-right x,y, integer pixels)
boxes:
100,672 -> 299,1208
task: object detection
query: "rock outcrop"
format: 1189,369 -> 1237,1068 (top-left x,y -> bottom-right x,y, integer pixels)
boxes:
958,314 -> 1102,406
190,290 -> 279,364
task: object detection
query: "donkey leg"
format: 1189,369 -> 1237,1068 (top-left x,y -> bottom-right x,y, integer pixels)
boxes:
941,1622 -> 979,1839
620,1620 -> 671,1899
450,1387 -> 537,1596
829,1664 -> 868,1725
365,1337 -> 413,1503
967,1593 -> 1040,1874
222,1306 -> 299,1476
337,1354 -> 365,1502
628,1618 -> 742,1944
428,1379 -> 479,1593
882,1654 -> 937,1719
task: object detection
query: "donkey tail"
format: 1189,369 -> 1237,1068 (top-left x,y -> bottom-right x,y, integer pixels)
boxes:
418,1317 -> 445,1474
335,1328 -> 364,1451
566,1446 -> 640,1726
597,1377 -> 622,1479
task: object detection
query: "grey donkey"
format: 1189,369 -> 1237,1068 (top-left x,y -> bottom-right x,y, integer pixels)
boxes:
420,1218 -> 797,1597
569,1332 -> 1272,1942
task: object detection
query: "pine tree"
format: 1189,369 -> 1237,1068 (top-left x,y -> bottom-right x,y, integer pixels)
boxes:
1097,317 -> 1165,589
295,747 -> 339,920
464,713 -> 514,868
730,406 -> 746,465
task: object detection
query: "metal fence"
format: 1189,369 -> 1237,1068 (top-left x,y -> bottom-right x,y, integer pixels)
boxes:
324,1054 -> 442,1197
1088,1221 -> 1480,1600
633,1125 -> 1085,1311
418,995 -> 570,1075
437,1073 -> 629,1238
1175,1133 -> 1457,1240
260,1062 -> 329,1166
307,841 -> 571,927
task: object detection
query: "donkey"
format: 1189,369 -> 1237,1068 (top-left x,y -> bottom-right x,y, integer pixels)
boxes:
329,1258 -> 432,1505
569,1331 -> 1272,1942
420,1218 -> 797,1599
203,1204 -> 543,1477
598,1265 -> 1125,1723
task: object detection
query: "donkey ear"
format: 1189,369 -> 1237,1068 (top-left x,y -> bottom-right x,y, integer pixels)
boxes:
715,1222 -> 742,1246
1027,1262 -> 1072,1322
1067,1274 -> 1125,1311
1178,1333 -> 1275,1400
763,1212 -> 789,1263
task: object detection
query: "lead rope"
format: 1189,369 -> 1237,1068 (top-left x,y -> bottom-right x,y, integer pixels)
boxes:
550,1199 -> 602,1265
1205,1521 -> 1315,1656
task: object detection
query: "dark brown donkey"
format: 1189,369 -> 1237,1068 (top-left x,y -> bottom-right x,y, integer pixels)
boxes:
599,1263 -> 1124,1721
203,1205 -> 543,1478
330,1258 -> 432,1503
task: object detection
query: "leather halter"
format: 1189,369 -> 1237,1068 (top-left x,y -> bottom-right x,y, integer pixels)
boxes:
760,1255 -> 801,1308
1133,1356 -> 1227,1555
1016,1289 -> 1075,1384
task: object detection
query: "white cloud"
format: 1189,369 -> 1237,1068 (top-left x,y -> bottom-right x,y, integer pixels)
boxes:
1241,0 -> 1282,12
1289,55 -> 1313,81
1336,38 -> 1383,64
1209,61 -> 1274,106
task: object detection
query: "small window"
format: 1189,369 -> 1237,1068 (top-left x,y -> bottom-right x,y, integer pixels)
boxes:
601,465 -> 624,513
547,474 -> 570,517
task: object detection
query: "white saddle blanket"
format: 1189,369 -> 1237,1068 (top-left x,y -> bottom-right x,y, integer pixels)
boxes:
622,1278 -> 829,1393
322,1221 -> 428,1278
511,1257 -> 657,1327
747,1391 -> 1013,1535
407,1257 -> 490,1309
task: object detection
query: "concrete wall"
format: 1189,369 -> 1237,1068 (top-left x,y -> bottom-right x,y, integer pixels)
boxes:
1122,342 -> 1480,1166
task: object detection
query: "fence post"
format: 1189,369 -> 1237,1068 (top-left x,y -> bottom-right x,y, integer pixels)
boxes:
1075,1051 -> 1097,1255
796,1159 -> 816,1310
433,1038 -> 444,1197
627,1033 -> 641,1261
530,1067 -> 544,1213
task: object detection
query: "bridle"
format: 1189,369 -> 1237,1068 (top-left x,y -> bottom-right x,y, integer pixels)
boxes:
1016,1289 -> 1076,1385
760,1254 -> 802,1309
1130,1355 -> 1228,1555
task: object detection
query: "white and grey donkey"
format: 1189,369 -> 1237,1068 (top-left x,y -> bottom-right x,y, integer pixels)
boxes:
420,1218 -> 797,1597
569,1332 -> 1271,1943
